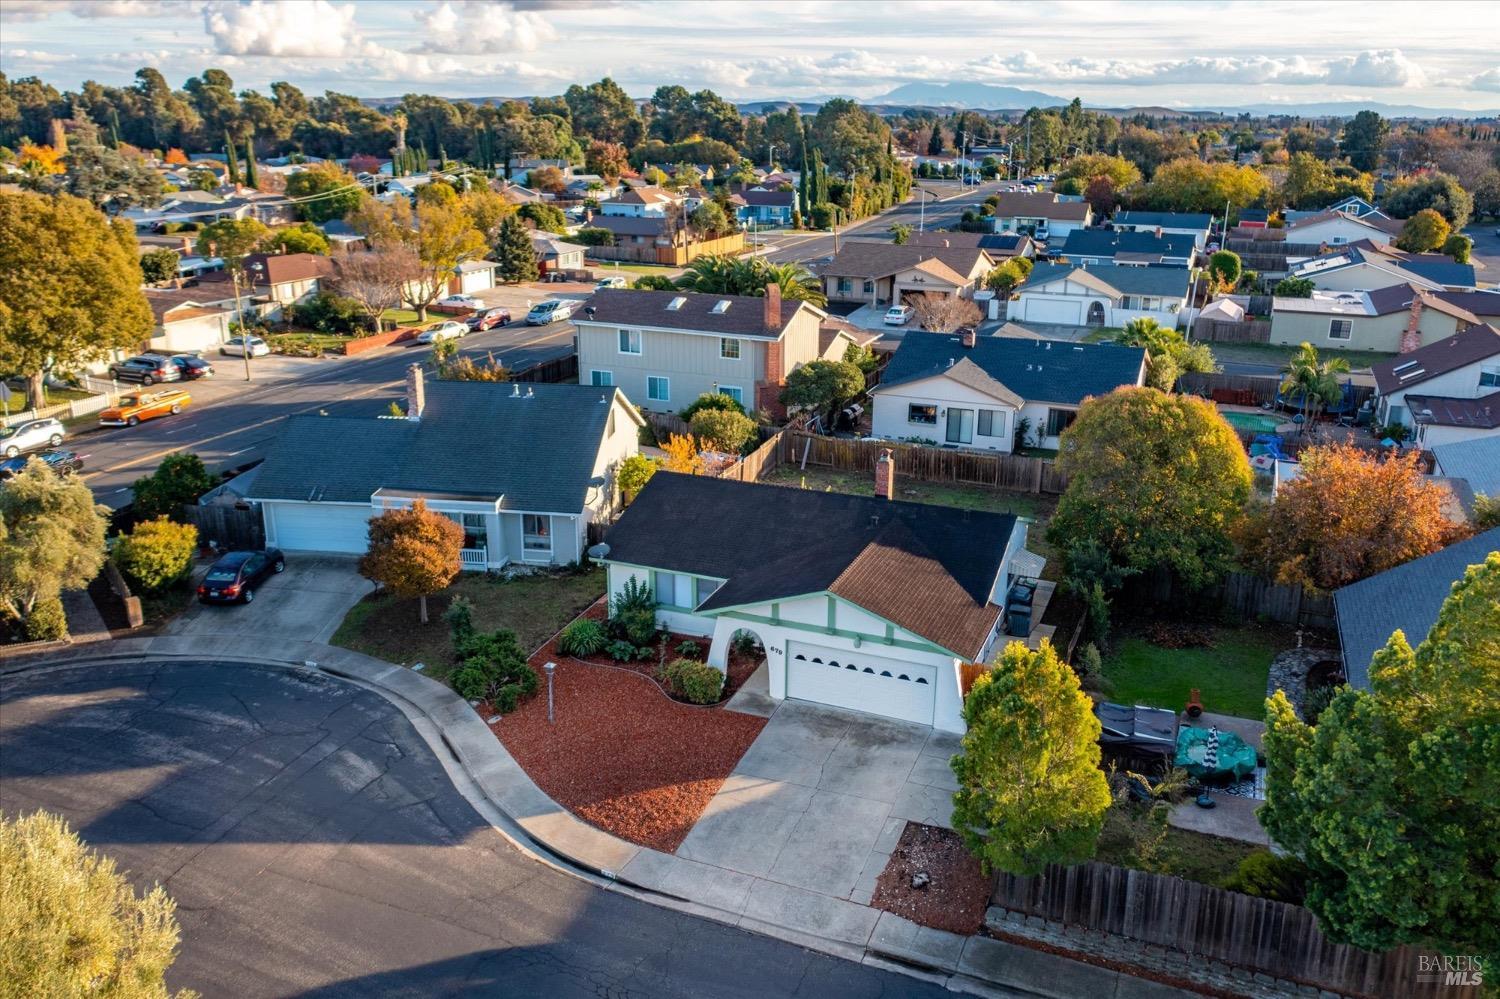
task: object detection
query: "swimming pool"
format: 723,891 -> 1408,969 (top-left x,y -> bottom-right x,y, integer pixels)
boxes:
1220,410 -> 1285,434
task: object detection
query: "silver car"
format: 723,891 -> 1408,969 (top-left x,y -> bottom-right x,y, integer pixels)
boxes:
0,417 -> 65,458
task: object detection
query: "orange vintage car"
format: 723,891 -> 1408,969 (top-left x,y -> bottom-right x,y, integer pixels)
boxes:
98,389 -> 192,427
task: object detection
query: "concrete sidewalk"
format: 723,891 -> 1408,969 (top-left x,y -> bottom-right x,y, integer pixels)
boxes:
3,633 -> 1202,999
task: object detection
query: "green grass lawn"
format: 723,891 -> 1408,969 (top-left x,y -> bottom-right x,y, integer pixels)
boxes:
1079,327 -> 1123,343
3,385 -> 95,416
331,567 -> 605,684
1096,799 -> 1260,887
1101,625 -> 1281,719
380,308 -> 437,328
1208,341 -> 1395,372
588,261 -> 681,276
267,332 -> 349,354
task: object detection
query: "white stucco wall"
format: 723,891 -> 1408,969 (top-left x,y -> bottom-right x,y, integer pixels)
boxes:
870,374 -> 1017,451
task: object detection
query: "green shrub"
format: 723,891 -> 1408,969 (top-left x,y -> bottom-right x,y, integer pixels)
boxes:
617,454 -> 658,504
675,639 -> 701,658
23,597 -> 67,642
1075,642 -> 1103,690
1224,850 -> 1309,904
634,644 -> 656,661
607,639 -> 637,662
290,293 -> 365,334
632,274 -> 675,291
450,628 -> 537,711
658,657 -> 725,704
1302,683 -> 1342,725
609,576 -> 658,645
444,595 -> 474,645
130,453 -> 219,522
690,407 -> 758,453
559,618 -> 607,656
681,391 -> 745,422
114,517 -> 198,594
732,632 -> 762,657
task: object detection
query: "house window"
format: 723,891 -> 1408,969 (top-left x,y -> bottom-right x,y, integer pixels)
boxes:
653,571 -> 695,609
591,370 -> 614,387
647,376 -> 670,402
1479,365 -> 1500,388
863,280 -> 875,294
720,337 -> 740,359
445,513 -> 487,551
522,514 -> 551,553
908,403 -> 938,425
1045,408 -> 1076,438
695,577 -> 722,604
837,277 -> 852,294
1328,319 -> 1353,341
720,385 -> 743,405
1120,295 -> 1139,310
977,409 -> 1003,437
618,328 -> 642,354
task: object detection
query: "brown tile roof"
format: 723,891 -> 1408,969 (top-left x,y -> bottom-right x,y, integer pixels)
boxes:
1373,323 -> 1500,394
195,252 -> 333,288
613,186 -> 676,205
579,288 -> 813,339
822,242 -> 992,280
988,191 -> 1091,222
1404,389 -> 1500,429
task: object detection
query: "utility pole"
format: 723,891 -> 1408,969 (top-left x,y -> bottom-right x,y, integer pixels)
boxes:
1025,117 -> 1032,176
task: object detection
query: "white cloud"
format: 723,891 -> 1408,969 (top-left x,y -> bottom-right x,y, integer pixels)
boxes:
1473,68 -> 1500,93
202,0 -> 368,59
414,1 -> 558,54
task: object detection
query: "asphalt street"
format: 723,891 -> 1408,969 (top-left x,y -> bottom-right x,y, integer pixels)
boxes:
72,315 -> 576,509
0,659 -> 950,999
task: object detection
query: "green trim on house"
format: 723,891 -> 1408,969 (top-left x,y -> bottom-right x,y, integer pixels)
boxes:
714,609 -> 950,657
826,595 -> 836,634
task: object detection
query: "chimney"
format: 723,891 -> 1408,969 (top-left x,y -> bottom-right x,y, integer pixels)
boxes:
875,449 -> 895,500
943,238 -> 950,248
1400,291 -> 1425,354
763,281 -> 782,333
405,363 -> 425,420
180,236 -> 193,253
960,326 -> 976,348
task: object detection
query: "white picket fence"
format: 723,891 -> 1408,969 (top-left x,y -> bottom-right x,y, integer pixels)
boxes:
2,387 -> 113,428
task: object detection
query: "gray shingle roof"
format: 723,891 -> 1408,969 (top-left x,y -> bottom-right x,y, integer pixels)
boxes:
250,381 -> 624,512
579,288 -> 810,339
1371,324 -> 1500,394
602,474 -> 1017,658
988,192 -> 1090,222
1058,229 -> 1198,261
1114,211 -> 1213,230
1432,437 -> 1500,498
1334,528 -> 1500,689
1019,261 -> 1191,298
874,330 -> 1146,406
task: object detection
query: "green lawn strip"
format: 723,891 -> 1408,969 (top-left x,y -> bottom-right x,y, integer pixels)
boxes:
1095,799 -> 1260,886
3,385 -> 97,416
586,261 -> 679,276
267,332 -> 349,353
331,567 -> 605,684
1079,327 -> 1122,343
1101,626 -> 1278,719
1208,341 -> 1394,373
379,308 -> 438,328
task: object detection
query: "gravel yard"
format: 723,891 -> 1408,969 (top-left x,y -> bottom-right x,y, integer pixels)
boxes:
872,822 -> 992,935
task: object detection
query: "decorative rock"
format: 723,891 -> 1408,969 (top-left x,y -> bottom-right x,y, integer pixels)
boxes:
1267,647 -> 1340,719
911,871 -> 931,890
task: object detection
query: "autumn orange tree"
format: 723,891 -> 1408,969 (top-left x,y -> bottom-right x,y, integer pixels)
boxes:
1238,443 -> 1468,592
661,433 -> 705,474
358,499 -> 464,624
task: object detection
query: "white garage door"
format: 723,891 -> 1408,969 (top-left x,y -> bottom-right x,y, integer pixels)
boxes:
268,503 -> 371,554
786,642 -> 935,726
1020,297 -> 1082,325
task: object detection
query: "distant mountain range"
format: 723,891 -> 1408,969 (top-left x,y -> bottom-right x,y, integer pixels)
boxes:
875,82 -> 1070,109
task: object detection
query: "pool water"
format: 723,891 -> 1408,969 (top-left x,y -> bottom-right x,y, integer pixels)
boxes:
1220,410 -> 1284,434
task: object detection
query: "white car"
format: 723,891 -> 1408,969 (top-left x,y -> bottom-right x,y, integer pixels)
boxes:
595,275 -> 628,290
0,417 -> 65,458
220,335 -> 270,358
526,299 -> 577,325
884,304 -> 914,326
438,294 -> 482,310
416,321 -> 468,343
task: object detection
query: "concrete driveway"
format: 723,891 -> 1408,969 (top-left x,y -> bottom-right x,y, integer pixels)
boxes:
676,701 -> 961,906
163,554 -> 372,644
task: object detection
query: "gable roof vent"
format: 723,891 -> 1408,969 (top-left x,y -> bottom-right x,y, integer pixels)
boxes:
712,299 -> 732,314
667,296 -> 687,311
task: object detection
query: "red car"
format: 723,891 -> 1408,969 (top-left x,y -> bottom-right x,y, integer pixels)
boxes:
466,307 -> 511,331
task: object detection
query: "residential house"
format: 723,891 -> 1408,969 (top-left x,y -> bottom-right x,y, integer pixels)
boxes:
193,252 -> 335,321
1288,240 -> 1478,292
907,231 -> 1036,259
250,371 -> 643,568
599,186 -> 682,217
869,329 -> 1147,451
508,158 -> 571,187
1431,436 -> 1500,506
1284,195 -> 1384,222
597,470 -> 1031,732
820,243 -> 996,308
1236,209 -> 1270,229
142,287 -> 236,354
452,259 -> 498,295
1269,284 -> 1478,353
1333,527 -> 1500,690
574,287 -> 844,415
1370,323 -> 1500,446
565,174 -> 620,201
585,214 -> 673,251
1430,290 -> 1500,326
1012,262 -> 1191,329
492,179 -> 546,205
987,192 -> 1092,240
532,233 -> 587,274
736,189 -> 796,226
1057,229 -> 1197,267
1284,209 -> 1403,248
318,219 -> 366,249
1112,211 -> 1214,250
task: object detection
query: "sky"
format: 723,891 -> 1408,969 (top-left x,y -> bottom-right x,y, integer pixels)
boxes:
2,0 -> 1498,111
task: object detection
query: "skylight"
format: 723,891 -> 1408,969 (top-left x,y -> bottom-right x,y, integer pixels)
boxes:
712,300 -> 732,314
667,296 -> 687,311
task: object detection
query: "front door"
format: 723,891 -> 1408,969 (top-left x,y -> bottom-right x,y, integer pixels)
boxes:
946,407 -> 974,445
1086,301 -> 1106,326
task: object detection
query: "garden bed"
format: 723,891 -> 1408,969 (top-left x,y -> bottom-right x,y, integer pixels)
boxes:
872,823 -> 992,934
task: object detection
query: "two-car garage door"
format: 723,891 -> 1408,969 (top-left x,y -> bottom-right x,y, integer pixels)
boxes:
265,502 -> 372,554
786,642 -> 935,726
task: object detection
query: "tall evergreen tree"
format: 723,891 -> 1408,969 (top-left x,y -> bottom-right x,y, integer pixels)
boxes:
223,129 -> 239,186
242,136 -> 258,189
493,214 -> 538,283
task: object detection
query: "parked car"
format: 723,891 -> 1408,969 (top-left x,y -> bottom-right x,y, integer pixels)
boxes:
526,299 -> 577,325
416,321 -> 468,343
170,354 -> 215,379
884,304 -> 915,326
1033,227 -> 1050,243
0,417 -> 65,458
109,354 -> 181,385
438,293 -> 482,310
220,335 -> 270,358
595,275 -> 628,290
465,307 -> 511,331
0,448 -> 84,480
196,548 -> 285,604
98,389 -> 191,427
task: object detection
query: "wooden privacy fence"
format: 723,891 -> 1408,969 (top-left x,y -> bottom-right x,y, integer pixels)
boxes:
1123,569 -> 1334,629
1178,371 -> 1375,413
1192,318 -> 1271,344
992,861 -> 1439,998
784,431 -> 1069,495
716,429 -> 785,482
180,503 -> 265,553
512,354 -> 579,384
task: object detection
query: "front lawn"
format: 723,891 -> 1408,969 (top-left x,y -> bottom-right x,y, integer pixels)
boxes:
3,384 -> 95,415
1101,625 -> 1280,719
587,261 -> 680,276
379,308 -> 436,328
331,567 -> 605,682
266,332 -> 349,355
1096,799 -> 1260,887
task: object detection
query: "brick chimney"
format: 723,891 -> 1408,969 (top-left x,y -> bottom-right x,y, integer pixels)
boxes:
875,449 -> 895,500
960,326 -> 976,348
763,281 -> 782,333
405,363 -> 425,420
180,236 -> 193,253
1400,291 -> 1425,354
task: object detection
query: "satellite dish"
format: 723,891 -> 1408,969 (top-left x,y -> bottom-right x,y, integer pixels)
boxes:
587,543 -> 610,560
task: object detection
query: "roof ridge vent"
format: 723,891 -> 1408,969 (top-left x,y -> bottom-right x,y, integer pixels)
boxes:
512,382 -> 521,396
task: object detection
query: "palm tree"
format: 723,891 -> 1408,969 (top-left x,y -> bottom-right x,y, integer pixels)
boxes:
1279,342 -> 1350,433
760,261 -> 827,307
673,255 -> 826,307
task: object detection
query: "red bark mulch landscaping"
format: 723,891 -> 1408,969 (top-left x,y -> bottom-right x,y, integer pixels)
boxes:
493,614 -> 769,853
558,601 -> 762,702
872,822 -> 993,935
